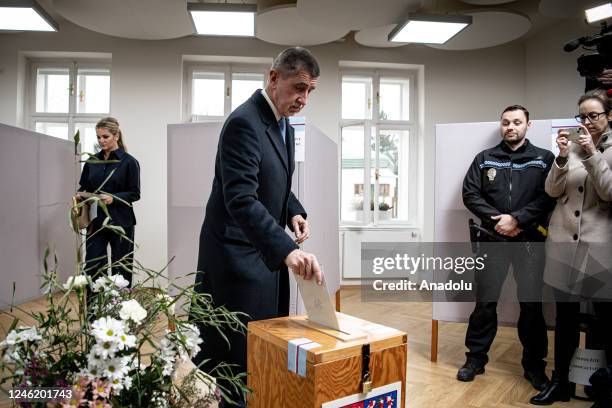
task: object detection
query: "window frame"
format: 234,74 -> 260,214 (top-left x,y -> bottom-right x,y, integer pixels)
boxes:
183,62 -> 269,122
339,68 -> 419,228
27,58 -> 112,140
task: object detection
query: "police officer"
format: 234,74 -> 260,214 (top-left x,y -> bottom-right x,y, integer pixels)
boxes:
457,105 -> 556,392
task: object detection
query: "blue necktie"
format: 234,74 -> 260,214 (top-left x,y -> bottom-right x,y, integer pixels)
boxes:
278,117 -> 286,143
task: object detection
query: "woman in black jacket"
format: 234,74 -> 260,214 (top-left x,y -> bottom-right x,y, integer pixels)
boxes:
77,117 -> 140,285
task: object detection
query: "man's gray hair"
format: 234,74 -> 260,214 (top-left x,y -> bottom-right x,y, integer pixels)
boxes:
271,47 -> 320,78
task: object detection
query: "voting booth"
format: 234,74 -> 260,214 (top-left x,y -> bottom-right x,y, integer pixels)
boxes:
0,123 -> 76,306
431,119 -> 558,360
166,119 -> 340,312
247,313 -> 406,408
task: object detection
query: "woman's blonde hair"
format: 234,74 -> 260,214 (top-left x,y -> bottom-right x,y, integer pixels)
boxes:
96,117 -> 127,152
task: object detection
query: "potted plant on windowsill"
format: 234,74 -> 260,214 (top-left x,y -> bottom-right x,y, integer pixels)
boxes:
378,202 -> 392,221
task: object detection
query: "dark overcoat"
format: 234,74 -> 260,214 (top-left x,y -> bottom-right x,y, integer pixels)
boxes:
192,90 -> 306,377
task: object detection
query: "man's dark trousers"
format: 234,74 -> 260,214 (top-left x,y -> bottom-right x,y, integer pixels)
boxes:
465,238 -> 548,371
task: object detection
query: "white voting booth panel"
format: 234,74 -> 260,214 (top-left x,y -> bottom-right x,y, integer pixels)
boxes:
0,123 -> 76,306
167,120 -> 339,315
433,120 -> 555,326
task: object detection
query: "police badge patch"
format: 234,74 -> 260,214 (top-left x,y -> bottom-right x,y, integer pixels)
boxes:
487,168 -> 496,181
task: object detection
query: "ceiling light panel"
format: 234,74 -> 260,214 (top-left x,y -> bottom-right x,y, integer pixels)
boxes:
188,3 -> 256,37
0,1 -> 57,31
389,13 -> 472,44
585,2 -> 612,23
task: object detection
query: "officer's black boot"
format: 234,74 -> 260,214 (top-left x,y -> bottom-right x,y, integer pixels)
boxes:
530,371 -> 571,405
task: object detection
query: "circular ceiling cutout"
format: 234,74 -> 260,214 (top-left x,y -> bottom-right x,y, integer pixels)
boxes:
354,24 -> 407,48
296,0 -> 418,31
53,0 -> 193,40
539,0 -> 603,19
461,0 -> 516,4
256,5 -> 349,45
427,10 -> 531,50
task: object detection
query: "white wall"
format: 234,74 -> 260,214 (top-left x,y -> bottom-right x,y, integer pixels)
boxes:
526,21 -> 599,119
0,17 -> 594,272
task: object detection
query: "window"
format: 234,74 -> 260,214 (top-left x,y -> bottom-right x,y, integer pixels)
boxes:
28,60 -> 111,154
340,69 -> 418,226
185,63 -> 266,121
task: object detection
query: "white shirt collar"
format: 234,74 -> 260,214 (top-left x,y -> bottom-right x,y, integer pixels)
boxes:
261,88 -> 281,122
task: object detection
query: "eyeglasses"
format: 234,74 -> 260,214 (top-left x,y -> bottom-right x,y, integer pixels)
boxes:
575,112 -> 607,123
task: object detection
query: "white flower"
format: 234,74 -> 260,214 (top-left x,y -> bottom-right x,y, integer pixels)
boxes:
123,375 -> 133,390
156,293 -> 176,316
117,332 -> 137,350
159,337 -> 176,377
91,277 -> 107,293
181,323 -> 203,359
119,299 -> 147,324
2,327 -> 42,346
83,365 -> 102,379
21,327 -> 42,342
3,349 -> 20,364
63,275 -> 88,290
108,275 -> 129,289
91,342 -> 119,360
91,317 -> 125,343
91,274 -> 129,293
87,351 -> 105,368
110,377 -> 124,392
103,356 -> 130,380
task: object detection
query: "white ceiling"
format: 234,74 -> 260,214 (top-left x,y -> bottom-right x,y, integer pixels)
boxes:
427,10 -> 531,51
354,24 -> 406,48
35,0 -> 596,49
256,4 -> 349,46
296,0 -> 418,31
538,0 -> 604,19
52,0 -> 193,40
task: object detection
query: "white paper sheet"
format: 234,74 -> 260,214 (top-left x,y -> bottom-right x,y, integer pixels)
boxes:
294,272 -> 340,331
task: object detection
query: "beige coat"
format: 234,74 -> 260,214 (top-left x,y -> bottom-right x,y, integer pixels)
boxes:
544,131 -> 612,298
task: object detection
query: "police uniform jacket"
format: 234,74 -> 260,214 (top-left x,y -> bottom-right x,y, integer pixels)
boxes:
462,139 -> 555,238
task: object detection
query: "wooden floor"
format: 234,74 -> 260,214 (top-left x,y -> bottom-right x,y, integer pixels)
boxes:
1,288 -> 592,407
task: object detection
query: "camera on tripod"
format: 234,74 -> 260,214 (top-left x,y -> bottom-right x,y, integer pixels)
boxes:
565,22 -> 612,79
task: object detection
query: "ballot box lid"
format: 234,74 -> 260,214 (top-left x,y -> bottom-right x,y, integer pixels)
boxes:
248,312 -> 407,365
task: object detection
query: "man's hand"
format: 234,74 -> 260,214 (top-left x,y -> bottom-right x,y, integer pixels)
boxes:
290,214 -> 310,244
491,214 -> 519,236
505,227 -> 522,238
284,249 -> 322,285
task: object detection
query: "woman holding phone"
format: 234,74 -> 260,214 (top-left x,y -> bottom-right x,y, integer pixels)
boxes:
531,90 -> 612,405
77,117 -> 140,286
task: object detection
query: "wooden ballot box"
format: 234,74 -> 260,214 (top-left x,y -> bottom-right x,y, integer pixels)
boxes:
247,313 -> 407,407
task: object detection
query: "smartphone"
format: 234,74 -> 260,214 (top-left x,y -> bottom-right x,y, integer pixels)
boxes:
560,127 -> 582,142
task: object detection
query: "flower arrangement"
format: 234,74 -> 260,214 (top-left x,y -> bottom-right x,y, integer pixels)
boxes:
0,131 -> 247,407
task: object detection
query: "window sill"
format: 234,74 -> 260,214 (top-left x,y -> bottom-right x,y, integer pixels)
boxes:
339,224 -> 420,231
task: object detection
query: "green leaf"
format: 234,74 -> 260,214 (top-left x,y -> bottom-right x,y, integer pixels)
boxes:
73,129 -> 80,156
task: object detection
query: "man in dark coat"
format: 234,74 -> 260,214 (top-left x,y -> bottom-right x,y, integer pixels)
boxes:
192,47 -> 322,407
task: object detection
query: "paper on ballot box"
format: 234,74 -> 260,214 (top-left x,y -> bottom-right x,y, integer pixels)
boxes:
294,272 -> 340,331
